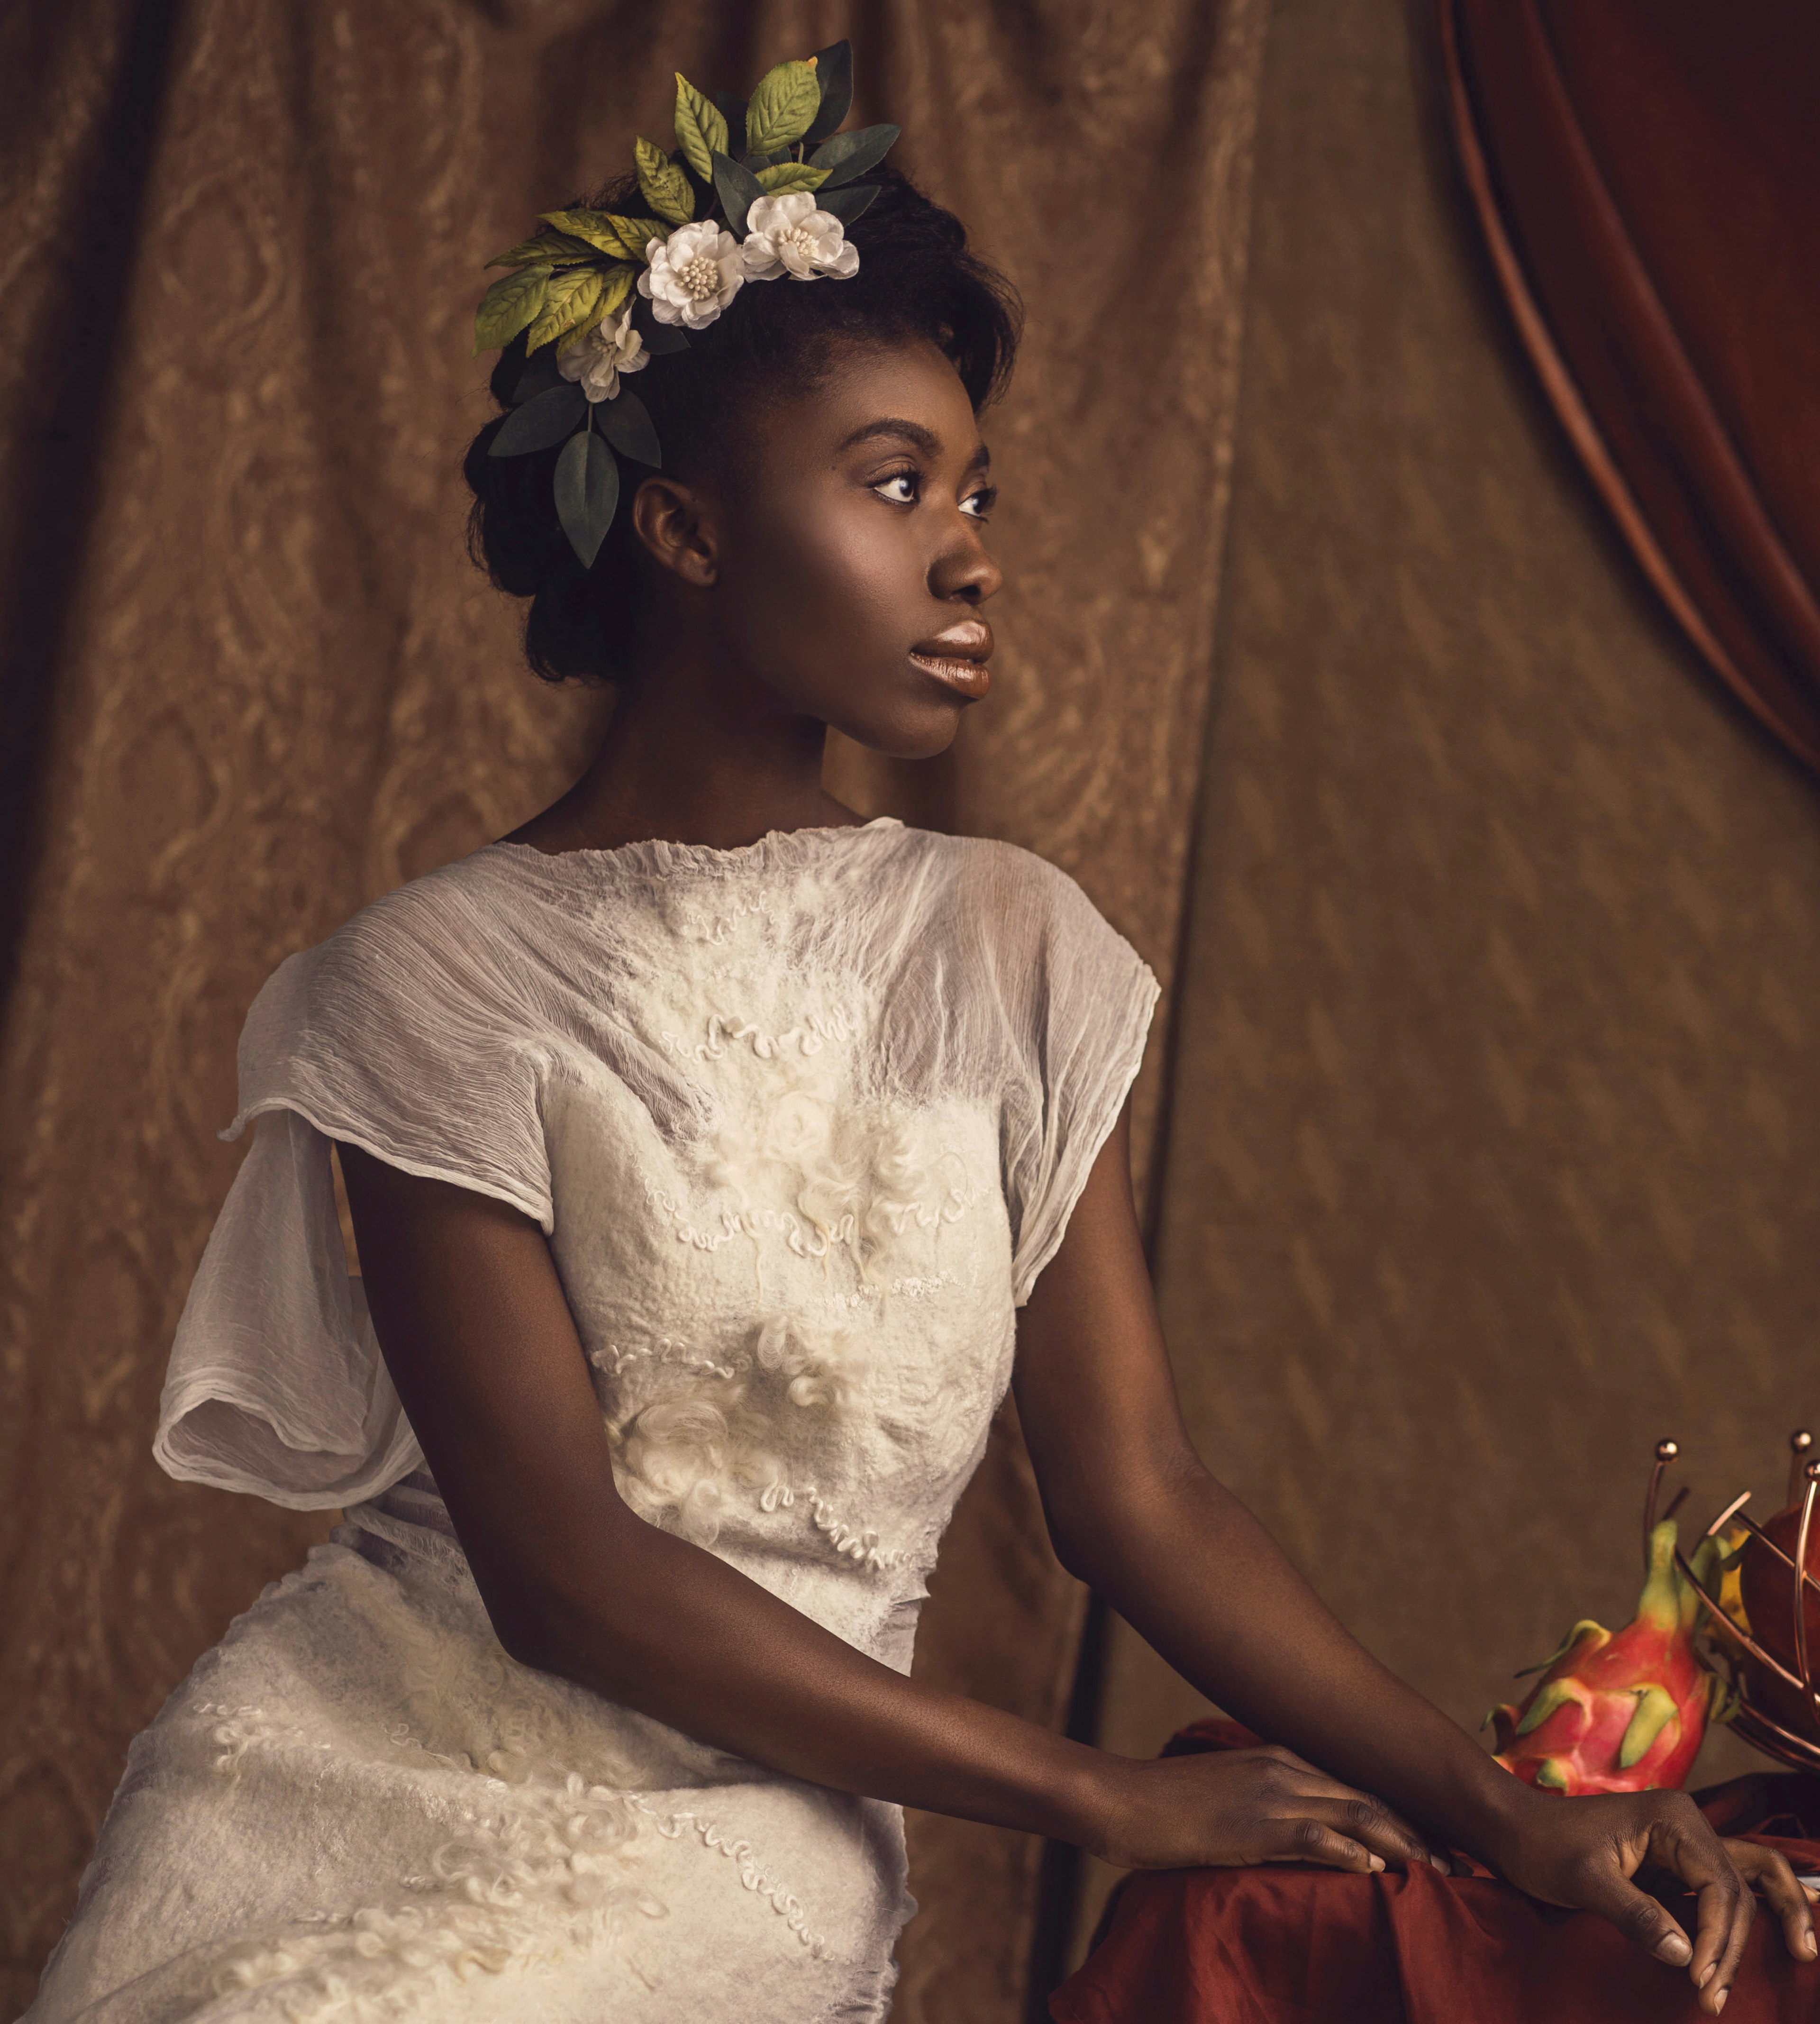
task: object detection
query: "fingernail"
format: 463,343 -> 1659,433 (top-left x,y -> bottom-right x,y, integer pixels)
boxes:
1429,1854 -> 1449,1875
1658,1935 -> 1692,1966
1696,1964 -> 1715,1988
1804,1930 -> 1817,1959
1368,1854 -> 1385,1872
1713,1989 -> 1727,2014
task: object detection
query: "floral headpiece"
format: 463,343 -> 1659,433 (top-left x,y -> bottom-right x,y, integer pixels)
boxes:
473,40 -> 897,568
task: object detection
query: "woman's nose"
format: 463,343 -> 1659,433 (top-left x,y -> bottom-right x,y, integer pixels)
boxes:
932,525 -> 1003,605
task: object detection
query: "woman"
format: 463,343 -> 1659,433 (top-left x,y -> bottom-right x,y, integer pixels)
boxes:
26,48 -> 1815,2024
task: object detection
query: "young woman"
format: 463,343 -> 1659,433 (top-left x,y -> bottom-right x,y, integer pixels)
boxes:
26,53 -> 1814,2024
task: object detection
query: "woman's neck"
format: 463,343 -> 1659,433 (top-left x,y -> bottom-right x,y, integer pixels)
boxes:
501,637 -> 861,857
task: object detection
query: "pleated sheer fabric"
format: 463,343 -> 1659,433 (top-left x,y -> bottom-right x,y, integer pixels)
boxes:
154,820 -> 1158,1513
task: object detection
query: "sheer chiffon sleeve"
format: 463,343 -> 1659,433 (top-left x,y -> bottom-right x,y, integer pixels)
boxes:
155,875 -> 553,1508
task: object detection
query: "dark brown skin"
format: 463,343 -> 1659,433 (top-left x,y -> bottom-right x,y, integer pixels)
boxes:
339,336 -> 1815,2013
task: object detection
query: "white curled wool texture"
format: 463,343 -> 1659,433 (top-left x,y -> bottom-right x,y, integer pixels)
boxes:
612,992 -> 978,1569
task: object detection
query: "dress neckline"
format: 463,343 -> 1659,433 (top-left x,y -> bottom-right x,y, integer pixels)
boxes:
481,815 -> 905,882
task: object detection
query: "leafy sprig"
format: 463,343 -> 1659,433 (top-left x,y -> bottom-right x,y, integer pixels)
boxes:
475,40 -> 897,568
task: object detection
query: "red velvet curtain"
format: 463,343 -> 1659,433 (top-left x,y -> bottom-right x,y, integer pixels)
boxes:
1438,0 -> 1820,773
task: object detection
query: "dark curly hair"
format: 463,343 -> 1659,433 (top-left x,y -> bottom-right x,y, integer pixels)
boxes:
463,164 -> 1021,685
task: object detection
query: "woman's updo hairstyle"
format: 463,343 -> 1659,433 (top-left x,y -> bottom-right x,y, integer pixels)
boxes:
464,164 -> 1021,685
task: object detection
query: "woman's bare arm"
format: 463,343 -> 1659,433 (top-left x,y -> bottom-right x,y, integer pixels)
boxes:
335,1139 -> 1436,1878
1012,1102 -> 1815,2015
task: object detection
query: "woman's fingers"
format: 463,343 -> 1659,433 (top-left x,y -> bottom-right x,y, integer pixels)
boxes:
1724,1839 -> 1820,1963
1641,1805 -> 1753,2014
1266,1815 -> 1386,1874
1247,1751 -> 1440,1872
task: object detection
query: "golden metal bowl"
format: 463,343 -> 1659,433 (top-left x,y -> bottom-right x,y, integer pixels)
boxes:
1646,1432 -> 1820,1772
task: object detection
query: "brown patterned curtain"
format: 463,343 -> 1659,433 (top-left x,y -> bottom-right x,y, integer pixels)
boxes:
0,3 -> 1269,2016
1438,0 -> 1820,773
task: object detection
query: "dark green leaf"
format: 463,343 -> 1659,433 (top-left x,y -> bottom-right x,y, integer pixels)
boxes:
490,382 -> 587,456
711,93 -> 748,153
710,150 -> 765,239
815,183 -> 880,225
596,387 -> 662,467
511,351 -> 564,404
803,40 -> 854,144
555,430 -> 620,568
810,122 -> 899,189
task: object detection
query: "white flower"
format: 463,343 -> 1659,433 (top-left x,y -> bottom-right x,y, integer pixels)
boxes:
638,221 -> 746,329
740,193 -> 861,283
557,308 -> 647,403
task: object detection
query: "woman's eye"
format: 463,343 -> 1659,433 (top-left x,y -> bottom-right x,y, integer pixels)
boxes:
874,472 -> 918,504
960,488 -> 994,522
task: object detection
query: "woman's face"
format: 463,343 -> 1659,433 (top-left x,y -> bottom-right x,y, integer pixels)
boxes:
666,337 -> 1004,759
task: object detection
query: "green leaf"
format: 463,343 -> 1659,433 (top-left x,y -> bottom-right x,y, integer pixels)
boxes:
635,137 -> 695,225
594,264 -> 637,324
511,349 -> 564,404
489,382 -> 587,457
744,58 -> 821,154
803,39 -> 853,144
754,162 -> 830,196
473,264 -> 552,353
815,183 -> 879,226
606,213 -> 668,259
537,209 -> 640,258
487,230 -> 601,269
712,92 -> 748,153
525,265 -> 604,353
555,429 -> 620,568
710,150 -> 766,239
596,387 -> 662,468
810,122 -> 899,189
673,73 -> 728,181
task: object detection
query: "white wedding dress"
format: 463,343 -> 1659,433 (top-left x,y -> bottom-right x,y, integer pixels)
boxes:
25,818 -> 1156,2024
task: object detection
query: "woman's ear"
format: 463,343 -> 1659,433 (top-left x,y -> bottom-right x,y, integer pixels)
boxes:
631,476 -> 719,589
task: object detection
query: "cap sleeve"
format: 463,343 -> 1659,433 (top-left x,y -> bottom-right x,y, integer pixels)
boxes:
155,875 -> 553,1508
994,857 -> 1160,1306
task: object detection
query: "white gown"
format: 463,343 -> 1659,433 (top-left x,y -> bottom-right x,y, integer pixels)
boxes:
25,818 -> 1157,2024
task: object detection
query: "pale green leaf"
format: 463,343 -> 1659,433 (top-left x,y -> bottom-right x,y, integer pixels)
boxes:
754,162 -> 830,196
744,58 -> 821,154
607,213 -> 668,258
526,265 -> 605,353
473,264 -> 552,354
537,209 -> 640,258
673,73 -> 728,181
487,230 -> 601,269
635,137 -> 695,226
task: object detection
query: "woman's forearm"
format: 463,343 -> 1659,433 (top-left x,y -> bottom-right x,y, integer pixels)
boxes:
1067,1465 -> 1540,1862
490,1491 -> 1112,1844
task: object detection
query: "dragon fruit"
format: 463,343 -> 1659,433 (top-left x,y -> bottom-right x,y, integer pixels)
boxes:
1488,1519 -> 1715,1794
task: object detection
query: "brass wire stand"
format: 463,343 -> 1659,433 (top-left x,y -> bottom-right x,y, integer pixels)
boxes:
1646,1432 -> 1820,1772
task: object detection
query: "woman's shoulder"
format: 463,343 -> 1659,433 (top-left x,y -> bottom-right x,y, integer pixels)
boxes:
893,829 -> 1135,957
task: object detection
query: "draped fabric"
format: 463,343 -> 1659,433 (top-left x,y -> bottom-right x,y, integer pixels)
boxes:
1438,0 -> 1820,773
0,2 -> 1269,2016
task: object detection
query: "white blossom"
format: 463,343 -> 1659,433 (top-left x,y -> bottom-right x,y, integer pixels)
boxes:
740,193 -> 861,283
557,308 -> 647,403
638,221 -> 746,329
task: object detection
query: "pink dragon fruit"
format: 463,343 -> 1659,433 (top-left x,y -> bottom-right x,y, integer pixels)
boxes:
1488,1519 -> 1716,1794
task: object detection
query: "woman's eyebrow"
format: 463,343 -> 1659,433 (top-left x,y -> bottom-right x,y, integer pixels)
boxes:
836,418 -> 942,455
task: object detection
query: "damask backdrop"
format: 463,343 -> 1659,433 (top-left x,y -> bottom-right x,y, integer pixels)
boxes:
0,1 -> 1267,2015
8,0 -> 1820,2018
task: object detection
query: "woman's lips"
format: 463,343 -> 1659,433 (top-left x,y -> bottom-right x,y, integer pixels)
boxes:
909,621 -> 993,700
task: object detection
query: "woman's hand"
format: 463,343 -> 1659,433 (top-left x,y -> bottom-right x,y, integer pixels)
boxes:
1484,1785 -> 1819,2015
1090,1743 -> 1444,1876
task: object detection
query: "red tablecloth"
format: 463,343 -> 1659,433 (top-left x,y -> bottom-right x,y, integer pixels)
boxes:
1052,1723 -> 1820,2024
